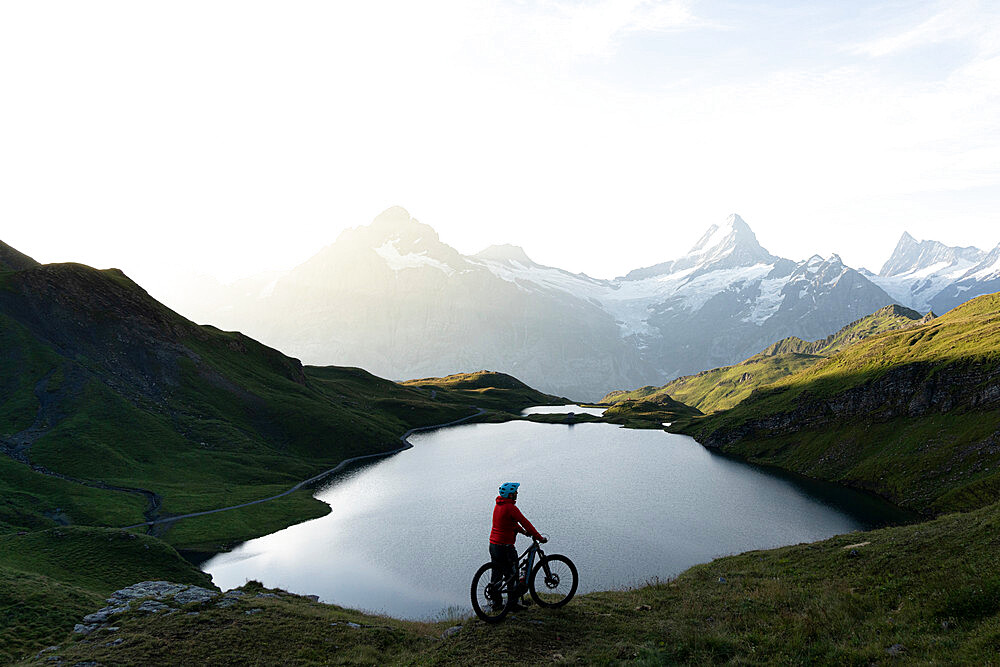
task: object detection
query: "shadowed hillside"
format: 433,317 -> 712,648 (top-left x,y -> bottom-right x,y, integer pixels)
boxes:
0,247 -> 561,549
0,243 -> 568,661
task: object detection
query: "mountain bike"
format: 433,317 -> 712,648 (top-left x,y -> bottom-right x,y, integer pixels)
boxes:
470,538 -> 578,623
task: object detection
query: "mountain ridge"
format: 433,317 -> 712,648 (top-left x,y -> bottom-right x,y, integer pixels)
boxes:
0,250 -> 561,545
155,209 -> 997,400
0,239 -> 40,272
673,292 -> 1000,514
622,213 -> 776,281
601,303 -> 931,417
879,231 -> 984,277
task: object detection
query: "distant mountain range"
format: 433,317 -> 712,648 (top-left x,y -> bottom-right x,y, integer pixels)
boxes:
862,231 -> 1000,314
674,291 -> 1000,516
163,208 -> 999,400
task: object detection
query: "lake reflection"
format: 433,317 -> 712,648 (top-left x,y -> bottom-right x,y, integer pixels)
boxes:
521,404 -> 606,416
202,418 -> 909,619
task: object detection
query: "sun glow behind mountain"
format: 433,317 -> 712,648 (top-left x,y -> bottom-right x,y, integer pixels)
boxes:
153,207 -> 998,400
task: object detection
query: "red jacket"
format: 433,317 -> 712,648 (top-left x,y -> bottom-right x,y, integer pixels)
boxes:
490,496 -> 543,545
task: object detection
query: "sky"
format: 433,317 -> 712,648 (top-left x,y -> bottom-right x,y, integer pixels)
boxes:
2,0 -> 999,294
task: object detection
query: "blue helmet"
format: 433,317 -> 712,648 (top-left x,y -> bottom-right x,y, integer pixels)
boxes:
498,482 -> 520,498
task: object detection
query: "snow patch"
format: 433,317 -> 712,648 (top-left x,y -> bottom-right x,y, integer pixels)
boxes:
471,258 -> 607,297
966,253 -> 1000,281
742,278 -> 786,325
375,240 -> 455,276
694,224 -> 731,255
868,255 -> 981,311
601,263 -> 774,335
825,267 -> 849,286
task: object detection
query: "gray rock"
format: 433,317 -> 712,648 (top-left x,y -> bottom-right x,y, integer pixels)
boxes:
214,589 -> 247,608
73,624 -> 98,635
304,595 -> 320,602
82,605 -> 129,624
331,621 -> 362,629
245,608 -> 263,615
173,586 -> 217,605
108,581 -> 187,603
442,625 -> 462,638
137,600 -> 171,614
887,644 -> 906,657
37,646 -> 61,655
186,612 -> 200,616
103,627 -> 120,632
105,638 -> 125,647
71,662 -> 99,667
255,593 -> 280,599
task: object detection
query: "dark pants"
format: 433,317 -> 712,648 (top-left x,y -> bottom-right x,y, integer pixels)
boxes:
489,543 -> 518,597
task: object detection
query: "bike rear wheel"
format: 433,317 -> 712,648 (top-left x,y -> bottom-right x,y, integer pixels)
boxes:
529,554 -> 578,608
471,562 -> 513,623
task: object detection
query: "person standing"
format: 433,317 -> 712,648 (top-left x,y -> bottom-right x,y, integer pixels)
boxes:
488,482 -> 546,608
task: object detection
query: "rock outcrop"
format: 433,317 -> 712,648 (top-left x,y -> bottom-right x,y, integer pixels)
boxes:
72,581 -> 219,635
701,361 -> 1000,450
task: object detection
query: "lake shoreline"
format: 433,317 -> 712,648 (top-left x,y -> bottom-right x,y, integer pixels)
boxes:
200,410 -> 913,619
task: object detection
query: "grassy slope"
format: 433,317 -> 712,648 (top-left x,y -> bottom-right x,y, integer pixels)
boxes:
613,352 -> 821,418
401,371 -> 567,412
678,293 -> 1000,514
4,253 -> 996,663
0,260 -> 567,659
0,456 -> 148,534
603,304 -> 926,415
0,264 -> 547,550
602,392 -> 703,429
0,526 -> 211,665
23,500 -> 1000,665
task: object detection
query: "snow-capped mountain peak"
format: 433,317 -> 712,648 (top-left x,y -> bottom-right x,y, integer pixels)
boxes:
959,243 -> 1000,282
790,254 -> 844,281
879,232 -> 983,277
928,242 -> 1000,313
686,213 -> 767,262
868,231 -> 988,313
172,207 -> 997,401
366,206 -> 443,249
624,213 -> 775,280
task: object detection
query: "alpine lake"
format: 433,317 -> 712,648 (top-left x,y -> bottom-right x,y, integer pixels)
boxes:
201,406 -> 913,619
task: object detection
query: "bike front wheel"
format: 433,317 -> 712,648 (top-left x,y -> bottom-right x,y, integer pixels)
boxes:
470,562 -> 513,623
529,554 -> 578,608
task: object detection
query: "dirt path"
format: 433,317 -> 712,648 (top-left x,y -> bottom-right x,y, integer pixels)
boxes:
0,369 -> 165,524
121,407 -> 487,530
3,379 -> 485,534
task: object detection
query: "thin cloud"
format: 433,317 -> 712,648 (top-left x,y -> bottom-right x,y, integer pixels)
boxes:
850,0 -> 1000,58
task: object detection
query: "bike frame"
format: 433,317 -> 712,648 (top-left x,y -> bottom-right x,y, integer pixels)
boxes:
504,539 -> 546,590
